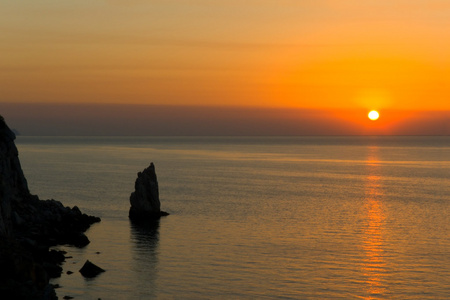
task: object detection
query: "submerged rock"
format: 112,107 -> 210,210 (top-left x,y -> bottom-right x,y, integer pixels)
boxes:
79,260 -> 105,278
129,163 -> 169,221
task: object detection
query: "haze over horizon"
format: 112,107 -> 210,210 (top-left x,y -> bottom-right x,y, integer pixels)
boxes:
2,103 -> 449,136
1,1 -> 449,135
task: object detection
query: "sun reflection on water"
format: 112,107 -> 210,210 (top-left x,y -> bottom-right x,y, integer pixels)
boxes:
362,146 -> 386,299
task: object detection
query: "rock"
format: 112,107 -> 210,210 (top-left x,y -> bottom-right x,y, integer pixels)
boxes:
46,249 -> 66,265
79,260 -> 105,278
129,163 -> 169,221
42,284 -> 58,299
12,197 -> 101,248
0,236 -> 56,300
0,116 -> 100,298
12,128 -> 20,136
60,232 -> 91,248
43,261 -> 63,278
12,211 -> 24,226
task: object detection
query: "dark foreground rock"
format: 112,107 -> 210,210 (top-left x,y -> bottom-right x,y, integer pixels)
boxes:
129,163 -> 169,221
79,260 -> 105,278
0,116 -> 100,299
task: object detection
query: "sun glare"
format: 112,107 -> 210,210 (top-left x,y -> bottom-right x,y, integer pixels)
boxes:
368,110 -> 380,121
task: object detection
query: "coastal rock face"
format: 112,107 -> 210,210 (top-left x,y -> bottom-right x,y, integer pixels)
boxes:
0,116 -> 100,299
13,200 -> 100,248
129,163 -> 168,221
0,116 -> 30,237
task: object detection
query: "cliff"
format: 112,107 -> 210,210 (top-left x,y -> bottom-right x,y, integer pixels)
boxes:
0,115 -> 29,236
0,116 -> 100,299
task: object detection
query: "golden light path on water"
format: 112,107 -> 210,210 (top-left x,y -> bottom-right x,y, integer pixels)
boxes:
363,146 -> 386,299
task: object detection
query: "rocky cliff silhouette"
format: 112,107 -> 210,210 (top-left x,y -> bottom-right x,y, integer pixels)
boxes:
0,116 -> 100,299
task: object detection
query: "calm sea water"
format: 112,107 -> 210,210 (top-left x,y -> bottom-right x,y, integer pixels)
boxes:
16,136 -> 450,300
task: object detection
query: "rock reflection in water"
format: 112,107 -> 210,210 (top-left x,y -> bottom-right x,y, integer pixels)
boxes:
130,219 -> 160,297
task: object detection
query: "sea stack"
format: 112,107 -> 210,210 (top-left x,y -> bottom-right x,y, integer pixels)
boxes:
129,163 -> 168,221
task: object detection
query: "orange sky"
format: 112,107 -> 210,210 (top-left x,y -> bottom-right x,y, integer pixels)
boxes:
1,1 -> 449,135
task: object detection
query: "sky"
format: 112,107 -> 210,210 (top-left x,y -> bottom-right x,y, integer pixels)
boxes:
1,0 -> 449,135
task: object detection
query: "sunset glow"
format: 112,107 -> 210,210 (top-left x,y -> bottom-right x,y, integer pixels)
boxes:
0,1 -> 449,135
0,1 -> 449,298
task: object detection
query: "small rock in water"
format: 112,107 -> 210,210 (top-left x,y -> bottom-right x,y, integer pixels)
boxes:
67,270 -> 73,275
79,260 -> 105,278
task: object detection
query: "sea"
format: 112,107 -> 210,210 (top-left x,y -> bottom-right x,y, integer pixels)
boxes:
15,136 -> 450,300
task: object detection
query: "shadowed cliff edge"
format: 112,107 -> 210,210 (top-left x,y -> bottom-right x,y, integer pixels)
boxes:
0,116 -> 100,299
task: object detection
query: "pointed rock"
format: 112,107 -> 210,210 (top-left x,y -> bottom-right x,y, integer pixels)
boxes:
79,260 -> 105,278
129,163 -> 168,221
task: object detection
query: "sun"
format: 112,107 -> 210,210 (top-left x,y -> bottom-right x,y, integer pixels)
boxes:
368,110 -> 379,121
